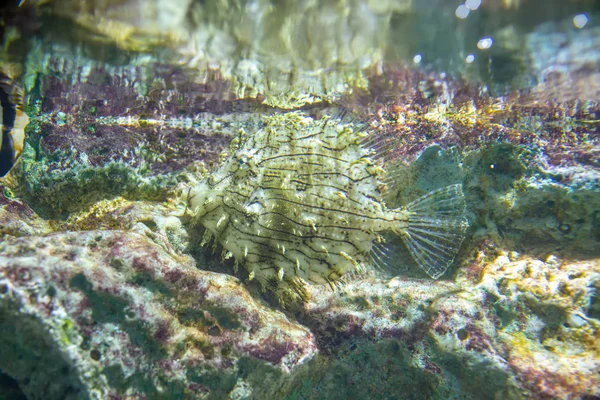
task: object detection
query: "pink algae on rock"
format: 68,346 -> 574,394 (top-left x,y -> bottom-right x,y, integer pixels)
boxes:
0,230 -> 316,399
296,249 -> 600,399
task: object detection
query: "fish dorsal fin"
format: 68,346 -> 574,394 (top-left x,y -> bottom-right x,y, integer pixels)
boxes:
358,122 -> 407,168
400,184 -> 468,279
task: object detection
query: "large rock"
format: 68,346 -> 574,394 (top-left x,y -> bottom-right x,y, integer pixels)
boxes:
0,230 -> 316,400
293,251 -> 600,399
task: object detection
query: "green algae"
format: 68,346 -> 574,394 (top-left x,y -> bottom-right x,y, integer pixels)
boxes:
287,340 -> 460,400
177,303 -> 242,331
0,306 -> 97,400
17,143 -> 175,218
386,142 -> 600,275
70,272 -> 170,362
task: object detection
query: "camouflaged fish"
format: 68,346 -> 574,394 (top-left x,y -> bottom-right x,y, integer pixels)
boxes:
189,111 -> 468,300
0,74 -> 29,177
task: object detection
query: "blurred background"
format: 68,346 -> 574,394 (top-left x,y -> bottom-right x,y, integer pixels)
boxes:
1,0 -> 599,99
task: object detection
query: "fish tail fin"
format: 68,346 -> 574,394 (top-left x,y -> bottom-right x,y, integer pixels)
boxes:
399,184 -> 469,279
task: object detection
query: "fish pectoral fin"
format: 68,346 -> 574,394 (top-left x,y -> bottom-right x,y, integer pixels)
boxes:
399,184 -> 469,279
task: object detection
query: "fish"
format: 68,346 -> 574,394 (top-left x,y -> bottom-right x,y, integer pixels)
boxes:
189,111 -> 468,302
0,75 -> 29,177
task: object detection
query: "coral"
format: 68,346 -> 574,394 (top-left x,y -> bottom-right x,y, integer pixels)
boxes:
0,230 -> 316,399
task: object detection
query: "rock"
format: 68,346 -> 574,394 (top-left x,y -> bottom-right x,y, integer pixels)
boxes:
0,182 -> 50,238
0,230 -> 316,400
473,252 -> 600,399
292,252 -> 600,399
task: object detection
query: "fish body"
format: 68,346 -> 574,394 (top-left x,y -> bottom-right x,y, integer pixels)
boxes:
190,112 -> 468,299
0,76 -> 29,177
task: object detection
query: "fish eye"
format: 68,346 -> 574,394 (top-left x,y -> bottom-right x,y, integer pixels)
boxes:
237,155 -> 251,168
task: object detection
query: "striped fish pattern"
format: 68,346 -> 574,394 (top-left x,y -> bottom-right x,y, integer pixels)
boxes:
0,74 -> 29,177
190,112 -> 468,301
